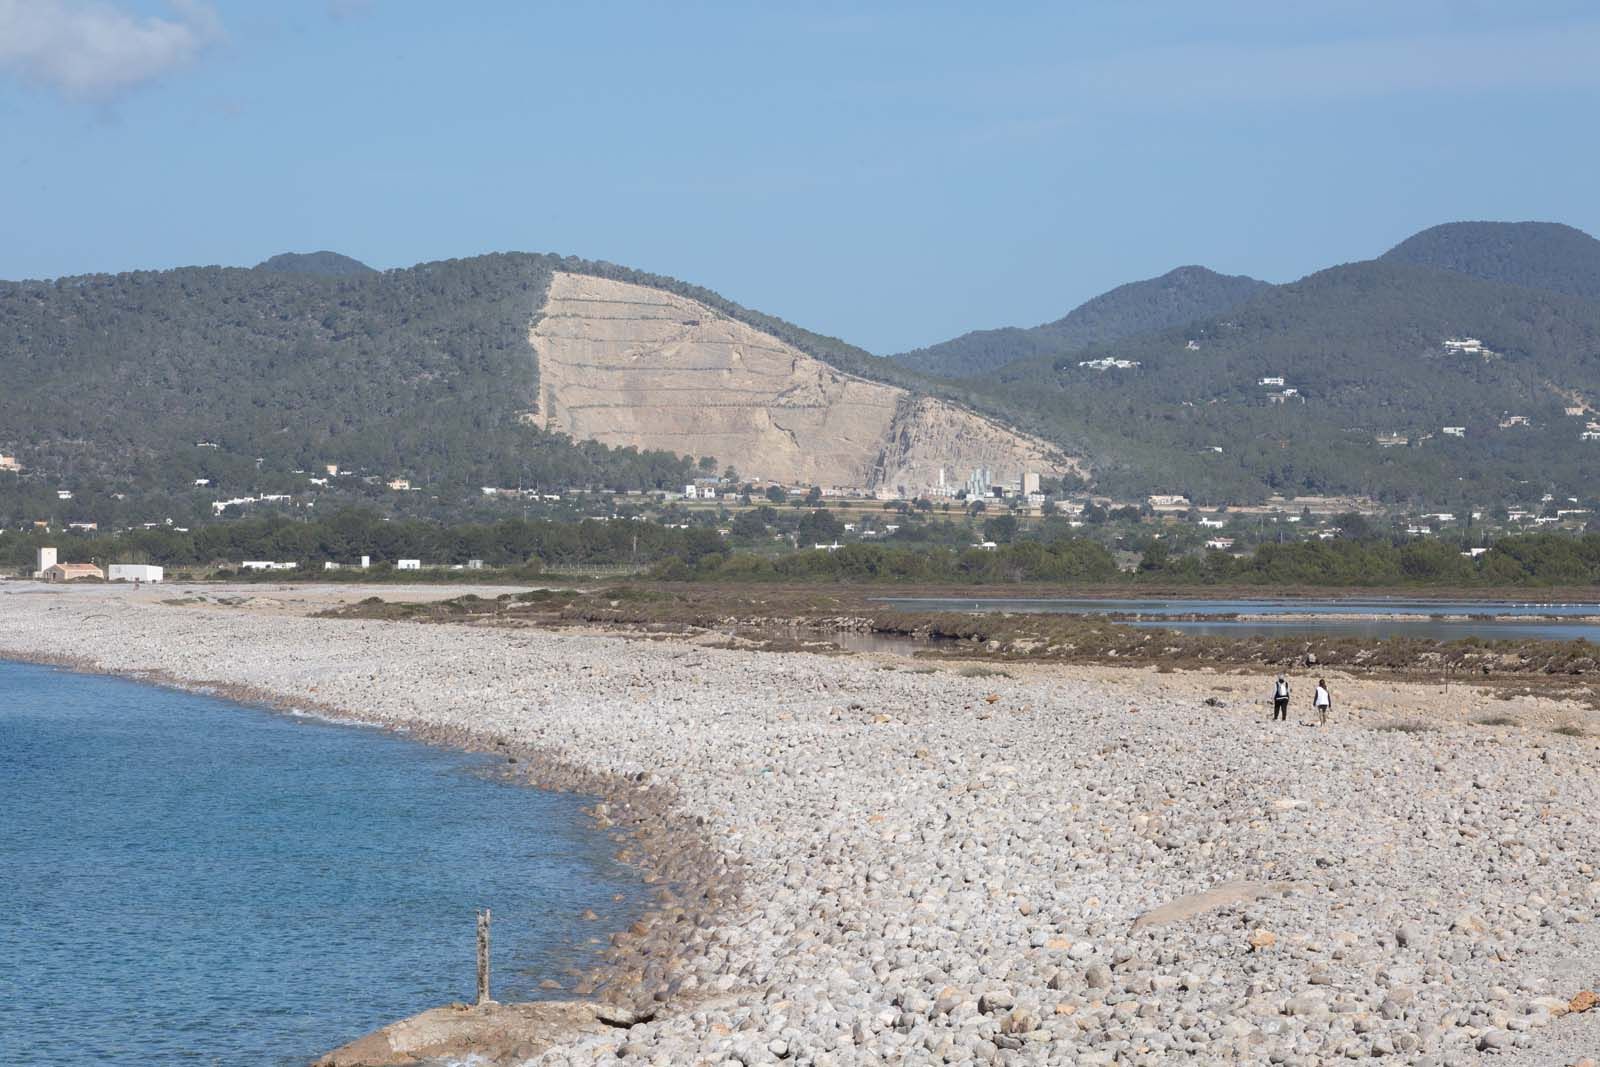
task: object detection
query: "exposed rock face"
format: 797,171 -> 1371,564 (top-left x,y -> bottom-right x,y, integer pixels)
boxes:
529,272 -> 1076,491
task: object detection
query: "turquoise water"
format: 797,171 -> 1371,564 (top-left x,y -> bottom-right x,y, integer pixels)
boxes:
0,661 -> 644,1066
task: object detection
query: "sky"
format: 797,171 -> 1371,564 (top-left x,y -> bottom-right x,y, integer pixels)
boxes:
3,1 -> 1600,354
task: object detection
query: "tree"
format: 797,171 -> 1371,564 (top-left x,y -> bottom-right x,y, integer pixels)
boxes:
982,514 -> 1019,544
805,486 -> 822,505
765,485 -> 786,504
797,508 -> 843,544
1332,511 -> 1377,541
1138,539 -> 1170,573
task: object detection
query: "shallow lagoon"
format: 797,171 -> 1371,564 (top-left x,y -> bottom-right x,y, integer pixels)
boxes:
0,661 -> 643,1066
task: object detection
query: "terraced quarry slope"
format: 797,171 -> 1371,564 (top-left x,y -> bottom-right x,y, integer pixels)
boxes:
529,272 -> 1074,491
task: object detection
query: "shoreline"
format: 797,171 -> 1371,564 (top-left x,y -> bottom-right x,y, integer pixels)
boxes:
3,585 -> 1599,1065
0,644 -> 737,1025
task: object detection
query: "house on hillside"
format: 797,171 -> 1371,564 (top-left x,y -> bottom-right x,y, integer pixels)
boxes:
0,453 -> 20,472
1442,426 -> 1466,438
1148,494 -> 1191,511
43,562 -> 104,582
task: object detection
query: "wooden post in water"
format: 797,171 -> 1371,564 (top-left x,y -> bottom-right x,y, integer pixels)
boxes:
476,908 -> 491,1006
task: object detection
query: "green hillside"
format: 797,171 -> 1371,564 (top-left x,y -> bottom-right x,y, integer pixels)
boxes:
255,251 -> 377,277
0,255 -> 695,517
8,222 -> 1600,524
0,251 -> 939,526
1381,221 -> 1600,300
965,258 -> 1600,504
889,266 -> 1268,377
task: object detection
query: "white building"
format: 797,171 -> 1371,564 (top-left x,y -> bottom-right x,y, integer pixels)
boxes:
1258,376 -> 1285,387
397,559 -> 422,571
1148,494 -> 1191,511
35,546 -> 57,577
1204,537 -> 1235,550
108,564 -> 164,583
1078,358 -> 1141,370
1442,426 -> 1466,438
241,561 -> 297,571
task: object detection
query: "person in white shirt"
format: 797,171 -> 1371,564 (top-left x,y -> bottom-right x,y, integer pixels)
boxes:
1313,679 -> 1332,725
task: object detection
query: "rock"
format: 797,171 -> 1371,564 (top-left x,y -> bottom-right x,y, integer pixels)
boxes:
1248,929 -> 1278,951
1130,881 -> 1293,931
978,991 -> 1015,1014
999,1008 -> 1038,1035
1084,964 -> 1112,989
1283,993 -> 1327,1017
1476,1028 -> 1513,1051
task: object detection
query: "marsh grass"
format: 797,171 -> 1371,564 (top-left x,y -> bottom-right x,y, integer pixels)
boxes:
956,665 -> 1012,679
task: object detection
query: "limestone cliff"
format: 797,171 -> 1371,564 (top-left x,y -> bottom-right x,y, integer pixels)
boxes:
529,272 -> 1077,491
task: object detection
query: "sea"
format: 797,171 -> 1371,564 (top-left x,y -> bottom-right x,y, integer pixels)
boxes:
0,660 -> 645,1066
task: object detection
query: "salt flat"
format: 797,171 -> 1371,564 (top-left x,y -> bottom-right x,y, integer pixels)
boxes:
1,584 -> 1596,1066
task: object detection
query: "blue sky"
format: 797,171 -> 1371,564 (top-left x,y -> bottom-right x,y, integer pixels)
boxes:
3,1 -> 1599,353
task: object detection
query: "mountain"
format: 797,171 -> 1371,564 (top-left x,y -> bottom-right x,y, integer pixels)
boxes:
1381,221 -> 1600,300
890,266 -> 1269,378
964,255 -> 1600,505
255,251 -> 377,277
9,220 -> 1600,523
530,271 -> 1072,490
0,253 -> 1068,526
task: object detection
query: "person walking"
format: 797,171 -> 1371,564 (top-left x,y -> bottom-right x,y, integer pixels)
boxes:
1313,679 -> 1332,725
1271,676 -> 1291,721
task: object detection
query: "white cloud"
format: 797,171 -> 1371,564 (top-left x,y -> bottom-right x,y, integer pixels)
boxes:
0,0 -> 222,101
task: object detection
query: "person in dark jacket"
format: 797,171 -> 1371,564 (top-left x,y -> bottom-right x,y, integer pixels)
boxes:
1271,676 -> 1290,721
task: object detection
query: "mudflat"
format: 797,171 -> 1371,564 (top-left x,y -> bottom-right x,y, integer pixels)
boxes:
1,582 -> 1597,1065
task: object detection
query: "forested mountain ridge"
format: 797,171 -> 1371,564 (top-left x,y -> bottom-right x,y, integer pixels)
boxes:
0,250 -> 989,525
0,254 -> 687,513
1380,221 -> 1600,300
255,251 -> 376,277
8,220 -> 1600,524
959,256 -> 1600,504
889,266 -> 1269,377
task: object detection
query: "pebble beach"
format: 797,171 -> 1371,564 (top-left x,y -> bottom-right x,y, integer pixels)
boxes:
2,584 -> 1597,1066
